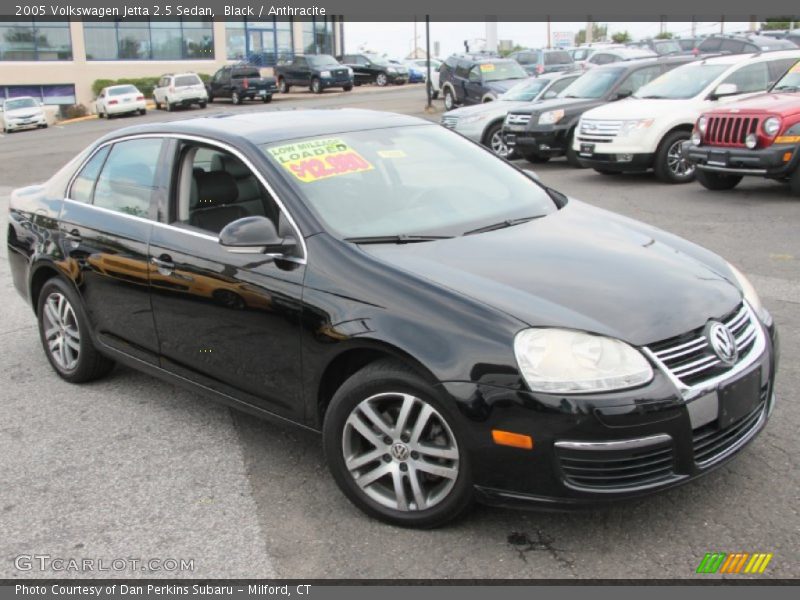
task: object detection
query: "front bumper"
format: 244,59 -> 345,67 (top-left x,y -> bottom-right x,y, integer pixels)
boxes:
440,322 -> 778,509
503,124 -> 570,157
684,141 -> 800,178
320,77 -> 354,89
4,117 -> 47,130
576,152 -> 655,172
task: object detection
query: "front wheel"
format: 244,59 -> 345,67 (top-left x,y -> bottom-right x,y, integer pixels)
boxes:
695,170 -> 743,191
311,78 -> 323,94
323,359 -> 472,528
278,78 -> 290,93
376,73 -> 388,87
37,278 -> 115,383
484,122 -> 510,158
654,131 -> 695,183
443,88 -> 456,111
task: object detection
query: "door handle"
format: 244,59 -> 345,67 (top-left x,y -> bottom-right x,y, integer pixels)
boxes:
151,254 -> 175,275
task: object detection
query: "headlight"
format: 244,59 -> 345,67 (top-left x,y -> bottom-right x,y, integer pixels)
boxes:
727,263 -> 771,326
320,70 -> 331,78
619,119 -> 654,136
538,109 -> 565,125
745,133 -> 757,149
763,117 -> 781,136
460,113 -> 489,125
691,130 -> 702,145
514,328 -> 653,394
697,116 -> 708,134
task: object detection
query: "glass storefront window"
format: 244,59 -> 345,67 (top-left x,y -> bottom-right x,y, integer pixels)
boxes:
0,20 -> 72,61
226,18 -> 294,66
84,19 -> 214,60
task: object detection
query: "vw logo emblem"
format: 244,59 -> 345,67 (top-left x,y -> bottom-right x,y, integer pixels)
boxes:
707,321 -> 738,365
390,442 -> 410,461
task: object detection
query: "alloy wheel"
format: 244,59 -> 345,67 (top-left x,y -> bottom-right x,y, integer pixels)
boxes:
376,73 -> 388,87
341,392 -> 460,512
42,292 -> 80,371
490,130 -> 509,157
667,140 -> 694,179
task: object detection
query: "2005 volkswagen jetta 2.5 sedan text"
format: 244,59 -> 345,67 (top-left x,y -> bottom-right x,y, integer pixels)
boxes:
7,109 -> 779,528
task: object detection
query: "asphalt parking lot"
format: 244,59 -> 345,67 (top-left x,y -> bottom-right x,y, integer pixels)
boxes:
1,85 -> 798,579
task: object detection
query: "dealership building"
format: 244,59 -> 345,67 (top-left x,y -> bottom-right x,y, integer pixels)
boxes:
0,17 -> 344,111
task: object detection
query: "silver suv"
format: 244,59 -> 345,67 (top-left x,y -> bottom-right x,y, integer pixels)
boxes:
153,73 -> 208,111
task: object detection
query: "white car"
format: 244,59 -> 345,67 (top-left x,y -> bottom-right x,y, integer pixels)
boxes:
574,49 -> 800,182
95,85 -> 147,118
153,72 -> 209,111
1,96 -> 48,133
409,58 -> 442,98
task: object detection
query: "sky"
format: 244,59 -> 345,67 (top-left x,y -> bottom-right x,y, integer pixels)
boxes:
343,21 -> 755,58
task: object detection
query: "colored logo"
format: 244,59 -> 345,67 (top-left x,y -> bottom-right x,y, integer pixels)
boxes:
696,552 -> 774,574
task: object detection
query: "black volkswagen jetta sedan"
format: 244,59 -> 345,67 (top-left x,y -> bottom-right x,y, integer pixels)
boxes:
7,110 -> 778,528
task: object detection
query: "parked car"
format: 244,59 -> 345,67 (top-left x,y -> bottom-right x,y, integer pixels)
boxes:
574,50 -> 800,182
337,53 -> 408,87
206,64 -> 277,104
503,56 -> 694,166
153,72 -> 208,111
584,47 -> 657,67
684,59 -> 800,194
439,54 -> 529,110
408,58 -> 443,97
507,48 -> 575,75
696,34 -> 797,56
7,109 -> 777,527
388,60 -> 425,83
95,85 -> 146,119
275,54 -> 354,94
566,46 -> 598,68
441,72 -> 581,157
676,37 -> 701,52
783,30 -> 800,47
628,39 -> 685,56
1,96 -> 48,133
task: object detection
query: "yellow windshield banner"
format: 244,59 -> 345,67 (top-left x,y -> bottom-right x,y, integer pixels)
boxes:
268,138 -> 374,183
479,63 -> 495,72
791,61 -> 800,73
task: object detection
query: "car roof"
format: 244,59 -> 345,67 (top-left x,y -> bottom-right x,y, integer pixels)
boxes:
694,48 -> 800,65
94,109 -> 431,147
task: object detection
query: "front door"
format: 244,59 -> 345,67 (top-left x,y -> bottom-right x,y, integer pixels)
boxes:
148,140 -> 306,419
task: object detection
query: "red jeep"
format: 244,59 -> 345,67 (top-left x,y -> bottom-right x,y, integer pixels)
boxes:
685,59 -> 800,195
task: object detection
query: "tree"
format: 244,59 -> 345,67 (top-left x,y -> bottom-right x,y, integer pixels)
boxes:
655,31 -> 674,39
760,17 -> 794,30
574,24 -> 608,45
611,31 -> 632,44
499,44 -> 525,58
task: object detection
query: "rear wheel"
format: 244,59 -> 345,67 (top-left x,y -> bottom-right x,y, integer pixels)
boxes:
154,100 -> 161,110
278,78 -> 290,93
262,94 -> 272,103
654,130 -> 695,183
231,91 -> 242,105
343,84 -> 353,92
198,101 -> 207,109
443,88 -> 456,111
323,359 -> 472,528
166,101 -> 173,112
311,78 -> 323,94
696,170 -> 743,191
138,109 -> 146,116
37,278 -> 115,383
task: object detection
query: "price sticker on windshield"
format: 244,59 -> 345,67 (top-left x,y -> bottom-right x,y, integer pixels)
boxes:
791,61 -> 800,73
268,138 -> 374,183
479,63 -> 496,72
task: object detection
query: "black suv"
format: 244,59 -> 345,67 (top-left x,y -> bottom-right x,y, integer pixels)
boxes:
337,53 -> 408,87
275,54 -> 354,94
696,34 -> 797,56
439,54 -> 529,110
206,65 -> 278,104
503,56 -> 694,166
507,48 -> 575,75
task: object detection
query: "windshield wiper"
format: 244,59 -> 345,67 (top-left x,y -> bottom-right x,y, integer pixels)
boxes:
463,216 -> 541,236
772,85 -> 799,92
344,234 -> 454,244
637,95 -> 668,99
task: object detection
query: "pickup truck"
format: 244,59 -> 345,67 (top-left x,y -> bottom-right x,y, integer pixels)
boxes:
206,65 -> 278,105
274,54 -> 354,94
684,59 -> 800,195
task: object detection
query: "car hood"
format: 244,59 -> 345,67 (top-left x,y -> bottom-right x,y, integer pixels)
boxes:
446,100 -> 533,119
484,79 -> 527,93
5,107 -> 44,119
360,200 -> 740,347
508,96 -> 600,115
585,97 -> 692,120
708,92 -> 800,117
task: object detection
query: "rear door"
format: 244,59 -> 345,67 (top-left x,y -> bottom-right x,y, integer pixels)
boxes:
60,137 -> 168,364
465,65 -> 485,103
211,68 -> 231,97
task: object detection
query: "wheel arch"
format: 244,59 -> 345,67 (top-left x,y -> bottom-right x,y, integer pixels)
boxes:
29,260 -> 79,315
480,117 -> 507,145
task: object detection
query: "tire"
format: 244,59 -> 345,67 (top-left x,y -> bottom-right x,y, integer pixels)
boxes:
432,90 -> 439,100
154,100 -> 161,110
262,94 -> 272,103
443,88 -> 456,111
695,170 -> 743,191
311,78 -> 323,94
208,93 -> 215,103
522,151 -> 550,164
654,130 -> 695,183
37,277 -> 115,384
343,84 -> 353,92
278,78 -> 290,94
376,73 -> 388,87
166,101 -> 173,112
594,168 -> 620,175
565,130 -> 585,168
138,109 -> 146,116
199,101 -> 207,109
483,121 -> 510,158
323,359 -> 473,528
791,167 -> 800,197
231,91 -> 242,105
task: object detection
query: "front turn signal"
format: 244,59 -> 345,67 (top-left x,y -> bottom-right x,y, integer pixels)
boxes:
492,430 -> 534,450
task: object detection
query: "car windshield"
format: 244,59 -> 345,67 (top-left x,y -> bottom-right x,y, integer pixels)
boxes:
500,78 -> 550,101
4,97 -> 37,110
480,61 -> 528,82
634,64 -> 729,99
175,75 -> 201,86
109,85 -> 138,96
772,60 -> 800,91
653,40 -> 682,55
364,54 -> 389,66
560,67 -> 624,98
261,125 -> 556,239
308,54 -> 340,67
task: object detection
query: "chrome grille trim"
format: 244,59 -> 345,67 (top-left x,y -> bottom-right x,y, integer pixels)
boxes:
441,116 -> 459,129
505,114 -> 531,126
578,119 -> 623,142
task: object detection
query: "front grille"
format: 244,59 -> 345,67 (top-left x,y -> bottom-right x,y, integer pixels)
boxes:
705,115 -> 760,147
578,119 -> 623,143
332,68 -> 349,78
646,303 -> 760,388
505,114 -> 531,126
692,389 -> 767,467
555,436 -> 678,491
441,115 -> 459,129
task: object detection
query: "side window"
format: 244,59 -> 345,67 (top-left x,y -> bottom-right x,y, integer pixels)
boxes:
591,53 -> 612,65
616,65 -> 663,96
721,40 -> 745,54
295,56 -> 307,67
173,143 -> 281,235
93,139 -> 163,218
767,58 -> 798,85
69,146 -> 110,203
454,61 -> 471,79
699,38 -> 722,52
548,76 -> 575,95
468,65 -> 482,82
356,56 -> 369,65
722,62 -> 769,94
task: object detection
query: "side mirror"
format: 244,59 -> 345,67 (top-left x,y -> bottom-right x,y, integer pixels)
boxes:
711,83 -> 738,100
219,216 -> 296,255
614,90 -> 633,100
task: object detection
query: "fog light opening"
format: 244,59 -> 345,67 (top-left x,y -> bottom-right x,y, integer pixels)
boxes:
691,131 -> 702,145
492,430 -> 534,450
745,133 -> 757,149
616,154 -> 633,163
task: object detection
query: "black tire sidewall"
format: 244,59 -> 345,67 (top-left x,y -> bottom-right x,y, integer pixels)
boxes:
484,121 -> 504,156
322,363 -> 473,528
696,169 -> 743,191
